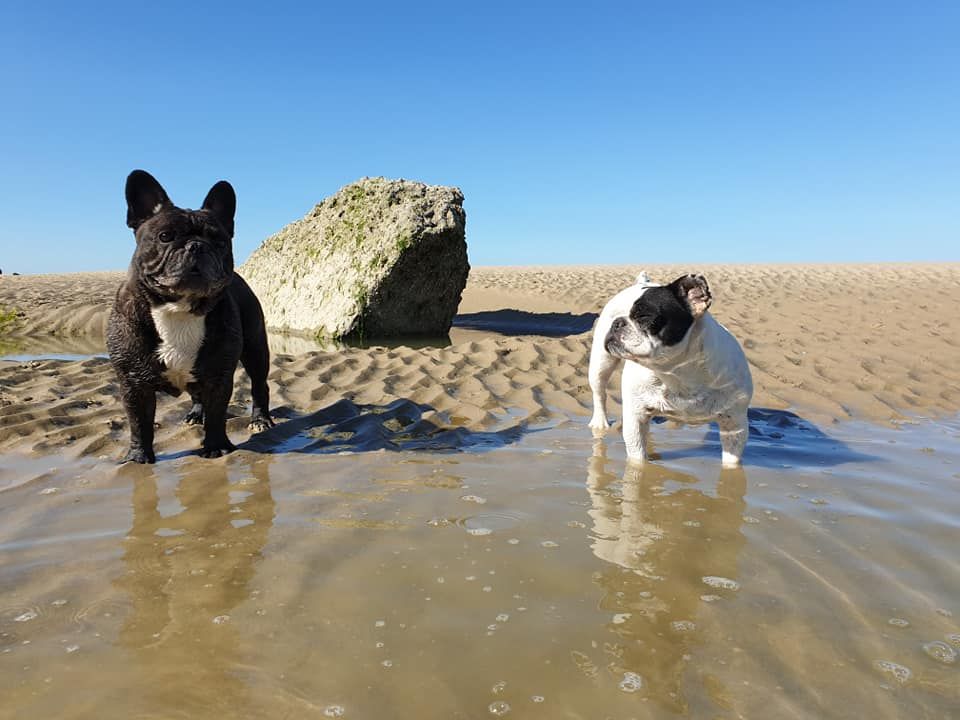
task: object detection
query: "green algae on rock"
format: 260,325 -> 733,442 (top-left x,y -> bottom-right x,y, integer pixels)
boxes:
240,177 -> 469,340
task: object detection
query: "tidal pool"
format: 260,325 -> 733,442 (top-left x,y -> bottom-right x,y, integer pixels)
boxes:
0,413 -> 957,718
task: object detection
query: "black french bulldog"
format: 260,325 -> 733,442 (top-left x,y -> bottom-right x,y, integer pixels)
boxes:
107,170 -> 273,464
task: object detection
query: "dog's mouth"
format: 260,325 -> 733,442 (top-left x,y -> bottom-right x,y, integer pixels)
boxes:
605,330 -> 653,362
604,333 -> 629,359
151,254 -> 229,295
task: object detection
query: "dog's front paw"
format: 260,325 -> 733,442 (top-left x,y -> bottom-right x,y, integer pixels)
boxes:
120,447 -> 156,464
588,413 -> 610,436
721,451 -> 742,468
248,412 -> 274,434
199,440 -> 236,458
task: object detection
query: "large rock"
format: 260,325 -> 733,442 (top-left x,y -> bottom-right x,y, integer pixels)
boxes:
240,177 -> 469,339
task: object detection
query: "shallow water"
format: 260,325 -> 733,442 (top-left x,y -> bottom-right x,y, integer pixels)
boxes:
0,326 -> 510,363
1,413 -> 958,719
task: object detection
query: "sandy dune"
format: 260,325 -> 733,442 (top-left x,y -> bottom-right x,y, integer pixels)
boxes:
1,264 -> 958,460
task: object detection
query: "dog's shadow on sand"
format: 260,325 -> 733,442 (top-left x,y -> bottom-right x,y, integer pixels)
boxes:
651,408 -> 877,468
237,398 -> 532,455
453,309 -> 598,337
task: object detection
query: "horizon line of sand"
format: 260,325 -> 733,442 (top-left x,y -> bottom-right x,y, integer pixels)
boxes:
1,264 -> 959,461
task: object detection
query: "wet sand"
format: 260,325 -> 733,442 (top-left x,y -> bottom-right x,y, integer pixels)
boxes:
1,264 -> 959,718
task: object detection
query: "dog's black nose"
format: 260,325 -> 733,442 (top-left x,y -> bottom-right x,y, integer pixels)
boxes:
611,317 -> 627,332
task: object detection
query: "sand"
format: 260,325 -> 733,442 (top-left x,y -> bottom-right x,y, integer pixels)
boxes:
1,264 -> 959,460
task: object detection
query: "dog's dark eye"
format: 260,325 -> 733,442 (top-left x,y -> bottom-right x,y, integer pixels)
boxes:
158,231 -> 174,243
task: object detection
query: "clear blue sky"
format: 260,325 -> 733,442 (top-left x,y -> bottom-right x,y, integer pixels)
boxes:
1,1 -> 957,274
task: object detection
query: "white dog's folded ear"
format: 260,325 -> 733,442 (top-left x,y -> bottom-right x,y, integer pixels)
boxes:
670,274 -> 712,317
635,270 -> 654,285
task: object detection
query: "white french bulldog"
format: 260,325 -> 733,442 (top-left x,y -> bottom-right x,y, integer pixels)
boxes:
588,272 -> 753,466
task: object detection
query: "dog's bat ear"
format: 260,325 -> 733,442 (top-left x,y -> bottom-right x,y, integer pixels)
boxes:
125,170 -> 171,231
670,274 -> 712,317
202,180 -> 236,237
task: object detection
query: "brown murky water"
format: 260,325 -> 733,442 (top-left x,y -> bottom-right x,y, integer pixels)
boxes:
1,413 -> 958,719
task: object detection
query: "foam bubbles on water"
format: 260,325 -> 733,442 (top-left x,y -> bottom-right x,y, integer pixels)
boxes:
468,528 -> 493,536
887,618 -> 910,628
702,576 -> 740,591
670,620 -> 697,633
874,660 -> 911,685
212,615 -> 230,625
618,672 -> 644,693
495,613 -> 510,623
461,495 -> 487,504
921,641 -> 957,664
945,633 -> 960,647
531,695 -> 545,703
700,594 -> 721,603
540,541 -> 558,548
488,700 -> 511,715
14,610 -> 38,623
491,680 -> 507,694
323,705 -> 345,717
612,613 -> 631,624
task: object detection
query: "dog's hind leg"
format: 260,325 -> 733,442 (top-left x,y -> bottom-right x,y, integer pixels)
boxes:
241,334 -> 273,433
718,409 -> 749,467
588,332 -> 619,435
183,389 -> 204,425
622,399 -> 650,464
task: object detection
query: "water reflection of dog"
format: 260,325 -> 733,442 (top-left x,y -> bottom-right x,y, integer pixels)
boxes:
586,441 -> 746,713
114,456 -> 275,716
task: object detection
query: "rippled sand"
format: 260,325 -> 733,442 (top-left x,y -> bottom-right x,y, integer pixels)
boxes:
1,414 -> 958,719
3,264 -> 960,436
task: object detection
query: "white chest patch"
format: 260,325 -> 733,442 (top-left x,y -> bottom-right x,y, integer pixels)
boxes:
151,302 -> 206,391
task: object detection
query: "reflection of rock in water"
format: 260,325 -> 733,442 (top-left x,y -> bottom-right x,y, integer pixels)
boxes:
266,332 -> 336,355
585,442 -> 746,713
114,456 -> 275,717
265,331 -> 452,355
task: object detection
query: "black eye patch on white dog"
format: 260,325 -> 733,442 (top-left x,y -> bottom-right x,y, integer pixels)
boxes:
626,274 -> 713,347
628,286 -> 695,346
